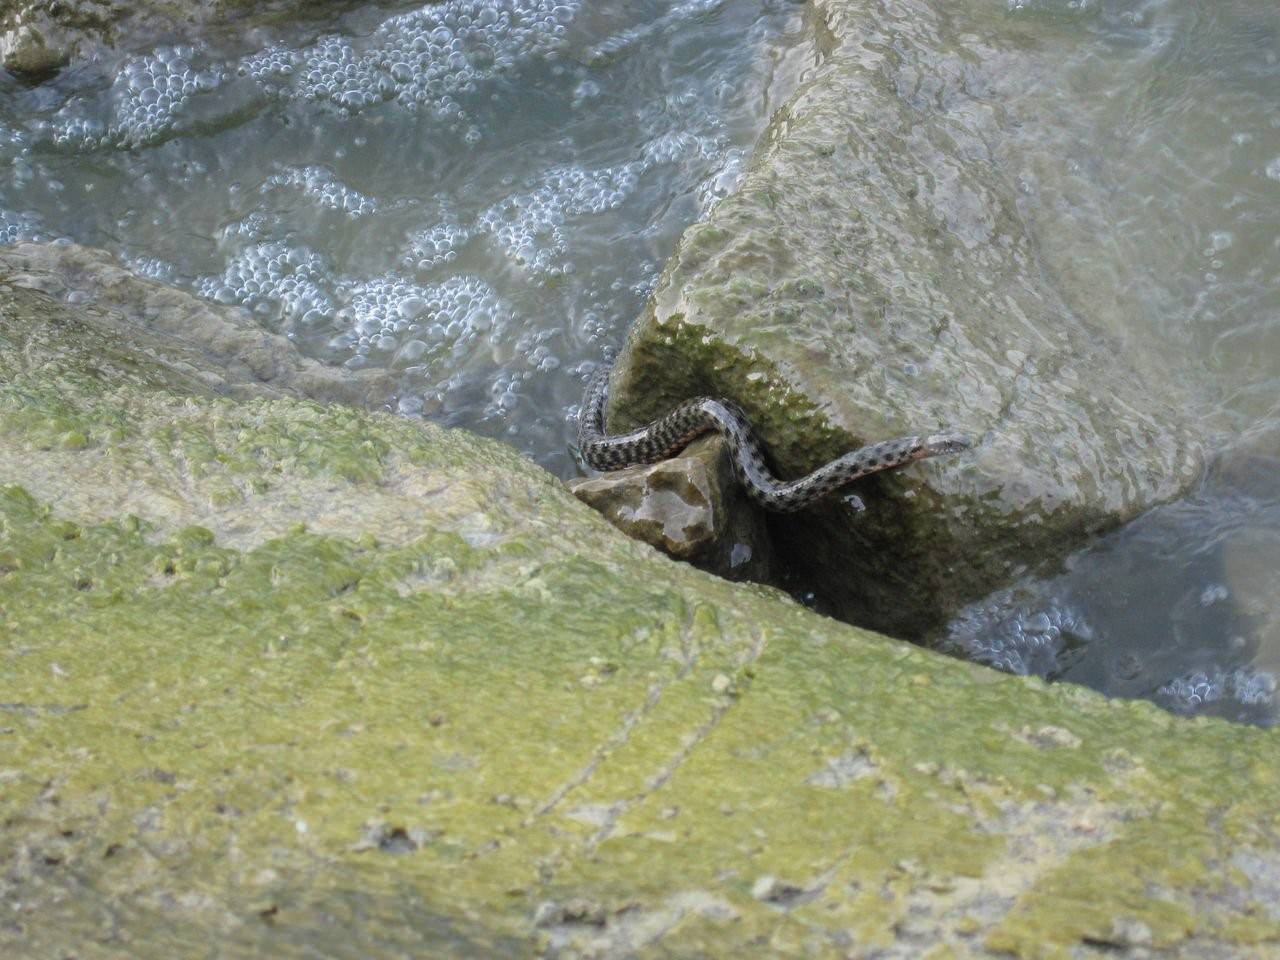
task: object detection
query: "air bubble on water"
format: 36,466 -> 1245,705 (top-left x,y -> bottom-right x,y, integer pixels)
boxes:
1208,231 -> 1233,253
197,241 -> 335,324
473,161 -> 643,273
572,79 -> 602,106
263,166 -> 380,217
48,45 -> 224,150
337,273 -> 512,373
405,221 -> 472,273
944,589 -> 1094,677
1198,583 -> 1229,606
1157,669 -> 1277,713
0,208 -> 44,245
240,44 -> 299,83
242,1 -> 583,125
123,255 -> 179,283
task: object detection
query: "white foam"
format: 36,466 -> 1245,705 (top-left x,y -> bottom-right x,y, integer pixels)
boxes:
264,166 -> 380,217
242,0 -> 583,129
0,208 -> 43,245
48,45 -> 223,149
1158,669 -> 1277,711
197,241 -> 334,324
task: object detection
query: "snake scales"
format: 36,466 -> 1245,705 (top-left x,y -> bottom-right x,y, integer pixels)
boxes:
577,360 -> 970,513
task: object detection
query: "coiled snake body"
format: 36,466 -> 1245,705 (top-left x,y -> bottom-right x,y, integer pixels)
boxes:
577,361 -> 970,513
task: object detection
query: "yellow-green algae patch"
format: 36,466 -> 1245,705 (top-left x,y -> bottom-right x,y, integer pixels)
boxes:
3,280 -> 1280,958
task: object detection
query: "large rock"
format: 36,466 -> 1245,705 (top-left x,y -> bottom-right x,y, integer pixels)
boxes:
610,0 -> 1204,637
2,251 -> 1279,958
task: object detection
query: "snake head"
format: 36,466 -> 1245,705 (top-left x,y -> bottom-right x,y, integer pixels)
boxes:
922,432 -> 972,457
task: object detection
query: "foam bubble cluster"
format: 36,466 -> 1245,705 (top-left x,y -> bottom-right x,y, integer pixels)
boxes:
1157,669 -> 1277,717
405,221 -> 472,272
240,44 -> 297,85
240,0 -> 580,132
0,208 -> 43,245
474,162 -> 640,274
949,575 -> 1277,724
122,255 -> 179,283
48,46 -> 222,149
197,242 -> 334,324
944,590 -> 1095,677
334,274 -> 510,371
294,36 -> 394,112
264,166 -> 381,217
414,131 -> 720,277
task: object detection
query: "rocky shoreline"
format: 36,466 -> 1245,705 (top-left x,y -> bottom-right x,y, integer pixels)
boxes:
2,0 -> 1278,956
2,228 -> 1278,960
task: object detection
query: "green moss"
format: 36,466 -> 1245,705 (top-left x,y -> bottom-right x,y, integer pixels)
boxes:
4,433 -> 1279,958
2,203 -> 1279,960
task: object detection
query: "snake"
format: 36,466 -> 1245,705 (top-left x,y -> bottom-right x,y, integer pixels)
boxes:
577,360 -> 971,513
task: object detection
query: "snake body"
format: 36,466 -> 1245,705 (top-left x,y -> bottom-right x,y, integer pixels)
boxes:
577,361 -> 970,513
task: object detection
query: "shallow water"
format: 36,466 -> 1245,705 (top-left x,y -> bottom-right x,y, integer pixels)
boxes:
938,0 -> 1280,725
2,0 -> 1279,725
0,0 -> 814,476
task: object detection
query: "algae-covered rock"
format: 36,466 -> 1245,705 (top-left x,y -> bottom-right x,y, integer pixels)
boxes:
610,0 -> 1204,636
0,242 -> 396,409
2,249 -> 1279,958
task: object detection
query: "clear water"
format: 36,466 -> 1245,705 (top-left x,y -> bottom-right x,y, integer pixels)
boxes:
2,0 -> 1279,726
0,0 -> 814,477
939,0 -> 1280,726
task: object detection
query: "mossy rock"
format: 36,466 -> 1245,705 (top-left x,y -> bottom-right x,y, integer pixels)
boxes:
1,249 -> 1279,958
610,0 -> 1205,636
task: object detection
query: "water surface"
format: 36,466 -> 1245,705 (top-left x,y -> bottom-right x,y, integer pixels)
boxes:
0,0 -> 814,478
939,0 -> 1280,725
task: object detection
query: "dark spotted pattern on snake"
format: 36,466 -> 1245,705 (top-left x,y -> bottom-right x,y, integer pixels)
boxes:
577,360 -> 971,513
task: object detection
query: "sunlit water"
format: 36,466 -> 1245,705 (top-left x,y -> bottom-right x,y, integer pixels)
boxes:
939,0 -> 1280,725
2,0 -> 1279,725
0,0 -> 814,477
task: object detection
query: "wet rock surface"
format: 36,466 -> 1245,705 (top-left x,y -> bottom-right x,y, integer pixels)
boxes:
1,248 -> 1279,958
0,0 -> 356,77
569,435 -> 772,584
0,241 -> 396,408
610,0 -> 1205,636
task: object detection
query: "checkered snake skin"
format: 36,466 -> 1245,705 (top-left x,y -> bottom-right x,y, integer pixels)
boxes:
577,360 -> 970,513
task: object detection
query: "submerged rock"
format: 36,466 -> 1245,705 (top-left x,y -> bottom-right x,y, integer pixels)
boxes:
0,241 -> 395,408
1,247 -> 1279,958
569,435 -> 772,583
610,0 -> 1204,636
1,14 -> 75,78
0,0 -> 356,77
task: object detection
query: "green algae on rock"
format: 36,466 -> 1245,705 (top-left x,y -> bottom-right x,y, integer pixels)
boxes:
1,242 -> 398,410
609,0 -> 1205,636
2,249 -> 1279,959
